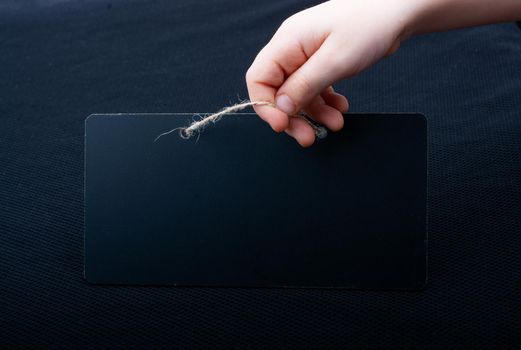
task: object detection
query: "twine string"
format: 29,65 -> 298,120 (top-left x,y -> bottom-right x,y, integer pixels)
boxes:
154,100 -> 327,142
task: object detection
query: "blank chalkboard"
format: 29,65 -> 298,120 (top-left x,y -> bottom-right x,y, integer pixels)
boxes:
84,113 -> 427,289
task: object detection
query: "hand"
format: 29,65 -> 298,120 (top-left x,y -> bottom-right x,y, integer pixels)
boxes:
246,0 -> 417,146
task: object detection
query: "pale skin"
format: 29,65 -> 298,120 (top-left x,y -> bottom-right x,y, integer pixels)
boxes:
246,0 -> 521,147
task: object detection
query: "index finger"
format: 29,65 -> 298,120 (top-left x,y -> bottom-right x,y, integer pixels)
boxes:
246,33 -> 312,132
245,46 -> 289,132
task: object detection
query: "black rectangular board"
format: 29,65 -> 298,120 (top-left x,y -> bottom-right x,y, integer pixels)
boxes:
84,113 -> 427,289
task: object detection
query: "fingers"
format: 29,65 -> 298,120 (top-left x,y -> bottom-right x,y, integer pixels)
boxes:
246,13 -> 330,133
246,36 -> 312,132
303,94 -> 344,132
245,66 -> 289,132
285,91 -> 347,147
321,86 -> 349,113
274,38 -> 344,116
251,102 -> 288,133
284,116 -> 315,147
245,14 -> 348,146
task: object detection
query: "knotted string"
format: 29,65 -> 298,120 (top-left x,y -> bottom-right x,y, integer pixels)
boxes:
154,100 -> 327,142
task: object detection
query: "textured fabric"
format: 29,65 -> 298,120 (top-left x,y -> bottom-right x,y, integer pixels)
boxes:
1,0 -> 521,348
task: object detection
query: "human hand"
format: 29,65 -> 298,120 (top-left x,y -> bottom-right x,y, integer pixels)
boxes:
246,0 -> 417,146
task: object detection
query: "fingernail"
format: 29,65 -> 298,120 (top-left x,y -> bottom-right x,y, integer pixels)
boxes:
275,94 -> 296,115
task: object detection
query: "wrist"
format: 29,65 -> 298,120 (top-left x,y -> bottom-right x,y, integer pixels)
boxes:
396,0 -> 437,40
398,0 -> 521,37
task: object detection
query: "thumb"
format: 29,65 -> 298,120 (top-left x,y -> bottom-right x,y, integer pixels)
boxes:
274,40 -> 345,115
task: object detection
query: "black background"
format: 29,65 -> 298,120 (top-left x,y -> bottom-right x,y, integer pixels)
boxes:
1,0 -> 521,348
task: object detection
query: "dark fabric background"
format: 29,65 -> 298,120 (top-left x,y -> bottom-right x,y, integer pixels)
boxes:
1,0 -> 520,348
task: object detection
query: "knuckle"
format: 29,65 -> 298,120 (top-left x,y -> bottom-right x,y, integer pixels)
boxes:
291,73 -> 313,100
280,15 -> 295,28
245,67 -> 253,82
279,13 -> 301,31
